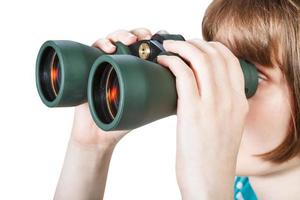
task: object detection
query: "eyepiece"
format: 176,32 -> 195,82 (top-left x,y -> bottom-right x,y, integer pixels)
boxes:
38,47 -> 62,102
92,62 -> 120,124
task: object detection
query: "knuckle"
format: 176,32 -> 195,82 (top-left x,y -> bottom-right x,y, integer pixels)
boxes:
185,41 -> 199,51
208,48 -> 220,58
209,41 -> 222,46
206,43 -> 222,56
209,41 -> 226,49
211,41 -> 237,59
186,38 -> 200,44
190,51 -> 209,66
131,27 -> 151,38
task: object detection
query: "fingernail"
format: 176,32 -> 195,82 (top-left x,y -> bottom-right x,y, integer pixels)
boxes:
128,33 -> 137,39
157,55 -> 167,60
104,40 -> 115,49
144,34 -> 152,40
108,43 -> 116,49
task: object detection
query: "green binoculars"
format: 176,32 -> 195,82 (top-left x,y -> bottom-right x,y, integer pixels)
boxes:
36,33 -> 258,131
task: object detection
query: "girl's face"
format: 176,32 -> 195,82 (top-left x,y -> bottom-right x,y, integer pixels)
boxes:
236,62 -> 300,176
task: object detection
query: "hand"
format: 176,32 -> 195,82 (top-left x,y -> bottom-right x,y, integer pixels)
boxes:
71,28 -> 153,150
54,28 -> 154,200
157,39 -> 249,199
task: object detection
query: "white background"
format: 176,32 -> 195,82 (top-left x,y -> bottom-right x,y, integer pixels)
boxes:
0,0 -> 212,199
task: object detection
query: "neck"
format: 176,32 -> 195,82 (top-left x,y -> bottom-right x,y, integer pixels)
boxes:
249,159 -> 300,200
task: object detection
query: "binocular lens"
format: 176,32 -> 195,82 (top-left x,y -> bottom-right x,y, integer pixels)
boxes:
38,47 -> 62,102
106,69 -> 119,117
50,54 -> 61,96
92,62 -> 120,124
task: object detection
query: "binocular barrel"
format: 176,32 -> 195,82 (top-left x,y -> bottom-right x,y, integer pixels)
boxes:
36,34 -> 258,131
36,40 -> 104,107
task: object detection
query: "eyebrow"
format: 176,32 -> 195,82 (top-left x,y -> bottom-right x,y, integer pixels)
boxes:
254,62 -> 276,72
254,63 -> 274,77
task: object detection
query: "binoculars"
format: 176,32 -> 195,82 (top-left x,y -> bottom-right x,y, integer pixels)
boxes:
36,33 -> 258,131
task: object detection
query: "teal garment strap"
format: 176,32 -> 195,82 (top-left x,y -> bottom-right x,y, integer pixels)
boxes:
234,176 -> 258,200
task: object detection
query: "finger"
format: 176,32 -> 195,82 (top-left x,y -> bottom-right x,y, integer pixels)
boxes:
106,29 -> 138,45
130,27 -> 152,40
187,39 -> 232,100
162,40 -> 216,101
92,38 -> 116,54
156,55 -> 201,108
155,29 -> 169,34
208,41 -> 245,97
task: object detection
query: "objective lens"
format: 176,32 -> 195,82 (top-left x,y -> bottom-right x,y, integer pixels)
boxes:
105,67 -> 119,119
38,47 -> 62,102
50,54 -> 61,96
92,62 -> 120,124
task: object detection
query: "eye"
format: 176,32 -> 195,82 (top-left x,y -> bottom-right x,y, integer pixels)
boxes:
257,70 -> 267,83
258,74 -> 263,83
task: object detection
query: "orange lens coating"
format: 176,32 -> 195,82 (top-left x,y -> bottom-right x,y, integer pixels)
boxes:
51,65 -> 59,82
108,86 -> 118,103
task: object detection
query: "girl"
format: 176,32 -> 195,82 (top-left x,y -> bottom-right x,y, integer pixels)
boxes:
54,0 -> 300,199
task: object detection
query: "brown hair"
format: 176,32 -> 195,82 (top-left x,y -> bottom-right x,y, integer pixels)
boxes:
202,0 -> 300,163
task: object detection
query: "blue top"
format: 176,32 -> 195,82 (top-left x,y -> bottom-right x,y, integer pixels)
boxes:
234,176 -> 258,200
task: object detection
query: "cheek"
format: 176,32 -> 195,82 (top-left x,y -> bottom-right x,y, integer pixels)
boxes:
241,85 -> 291,155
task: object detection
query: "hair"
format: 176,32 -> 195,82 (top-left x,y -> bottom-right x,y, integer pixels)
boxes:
202,0 -> 300,163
